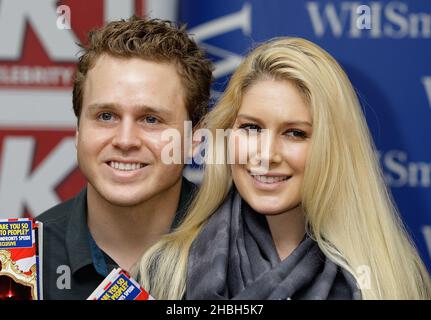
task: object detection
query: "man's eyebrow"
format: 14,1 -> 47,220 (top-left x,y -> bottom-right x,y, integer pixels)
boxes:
236,114 -> 312,127
86,103 -> 116,112
86,103 -> 173,116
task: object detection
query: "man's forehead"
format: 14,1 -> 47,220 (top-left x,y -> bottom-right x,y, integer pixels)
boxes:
88,54 -> 180,77
82,55 -> 187,115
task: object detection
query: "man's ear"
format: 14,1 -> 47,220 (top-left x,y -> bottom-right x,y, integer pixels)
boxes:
75,124 -> 79,149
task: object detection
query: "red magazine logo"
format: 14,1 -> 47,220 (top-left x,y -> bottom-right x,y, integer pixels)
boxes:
0,130 -> 85,218
0,0 -> 144,89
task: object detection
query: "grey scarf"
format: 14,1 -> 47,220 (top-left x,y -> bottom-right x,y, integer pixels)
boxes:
186,189 -> 361,300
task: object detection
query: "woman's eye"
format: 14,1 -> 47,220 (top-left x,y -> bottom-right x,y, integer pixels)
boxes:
144,116 -> 158,124
285,129 -> 307,139
238,123 -> 262,133
98,112 -> 114,121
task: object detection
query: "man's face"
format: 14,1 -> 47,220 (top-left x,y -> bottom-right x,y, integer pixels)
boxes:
76,54 -> 188,207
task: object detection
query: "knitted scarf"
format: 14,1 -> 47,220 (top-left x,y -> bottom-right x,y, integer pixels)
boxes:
186,190 -> 361,300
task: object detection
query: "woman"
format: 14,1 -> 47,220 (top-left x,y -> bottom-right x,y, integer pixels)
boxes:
136,37 -> 431,299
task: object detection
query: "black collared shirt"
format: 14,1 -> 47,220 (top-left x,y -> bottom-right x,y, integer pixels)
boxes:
36,177 -> 196,300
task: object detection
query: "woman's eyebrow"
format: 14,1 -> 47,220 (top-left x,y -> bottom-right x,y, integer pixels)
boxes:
236,114 -> 262,123
236,114 -> 312,127
283,120 -> 312,127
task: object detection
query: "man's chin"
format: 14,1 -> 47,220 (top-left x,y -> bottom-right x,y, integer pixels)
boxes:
100,190 -> 152,208
88,183 -> 147,207
103,197 -> 147,208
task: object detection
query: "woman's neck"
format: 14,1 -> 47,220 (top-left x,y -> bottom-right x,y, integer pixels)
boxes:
265,205 -> 306,261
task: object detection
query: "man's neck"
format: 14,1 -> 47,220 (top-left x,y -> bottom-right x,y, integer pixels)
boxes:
86,178 -> 183,271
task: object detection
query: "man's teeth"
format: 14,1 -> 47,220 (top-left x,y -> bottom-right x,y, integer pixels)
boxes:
109,161 -> 145,171
251,174 -> 290,184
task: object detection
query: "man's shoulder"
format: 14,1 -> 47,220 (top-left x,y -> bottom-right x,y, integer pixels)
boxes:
36,189 -> 84,225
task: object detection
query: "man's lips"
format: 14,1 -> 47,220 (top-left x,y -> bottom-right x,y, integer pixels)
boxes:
105,159 -> 149,172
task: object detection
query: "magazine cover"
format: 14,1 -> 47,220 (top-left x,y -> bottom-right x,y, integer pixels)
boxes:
0,218 -> 42,300
88,268 -> 153,301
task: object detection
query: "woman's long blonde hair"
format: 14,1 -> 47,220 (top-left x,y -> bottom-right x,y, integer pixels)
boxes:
136,37 -> 431,299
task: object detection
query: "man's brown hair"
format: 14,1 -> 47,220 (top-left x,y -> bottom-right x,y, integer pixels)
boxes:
73,15 -> 213,125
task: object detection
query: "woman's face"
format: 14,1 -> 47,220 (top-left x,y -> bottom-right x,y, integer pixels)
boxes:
230,79 -> 312,215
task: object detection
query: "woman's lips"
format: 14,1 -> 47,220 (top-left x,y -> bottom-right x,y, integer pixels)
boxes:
248,170 -> 292,190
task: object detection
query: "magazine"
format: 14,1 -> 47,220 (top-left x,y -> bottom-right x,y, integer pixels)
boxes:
0,218 -> 43,300
88,268 -> 153,300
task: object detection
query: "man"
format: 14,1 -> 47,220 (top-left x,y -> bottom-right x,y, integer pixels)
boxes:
36,16 -> 213,299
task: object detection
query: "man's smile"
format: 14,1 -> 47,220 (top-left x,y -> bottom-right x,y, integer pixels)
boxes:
108,161 -> 146,171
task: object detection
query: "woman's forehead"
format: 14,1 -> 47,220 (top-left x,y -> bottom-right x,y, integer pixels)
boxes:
237,79 -> 312,125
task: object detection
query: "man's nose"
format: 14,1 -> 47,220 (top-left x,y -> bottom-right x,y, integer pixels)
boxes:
111,119 -> 142,151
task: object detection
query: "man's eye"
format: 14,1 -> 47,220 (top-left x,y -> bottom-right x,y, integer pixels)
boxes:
144,116 -> 158,124
238,123 -> 262,133
98,112 -> 114,121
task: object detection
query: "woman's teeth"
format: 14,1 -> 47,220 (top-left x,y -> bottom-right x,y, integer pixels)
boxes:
109,161 -> 145,171
250,174 -> 290,184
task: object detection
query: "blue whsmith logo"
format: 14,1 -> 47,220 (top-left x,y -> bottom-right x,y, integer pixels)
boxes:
188,3 -> 252,97
306,1 -> 431,39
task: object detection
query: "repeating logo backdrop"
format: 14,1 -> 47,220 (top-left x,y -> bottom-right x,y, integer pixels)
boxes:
180,0 -> 431,271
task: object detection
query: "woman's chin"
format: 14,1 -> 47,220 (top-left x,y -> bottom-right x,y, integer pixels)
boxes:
246,199 -> 287,216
